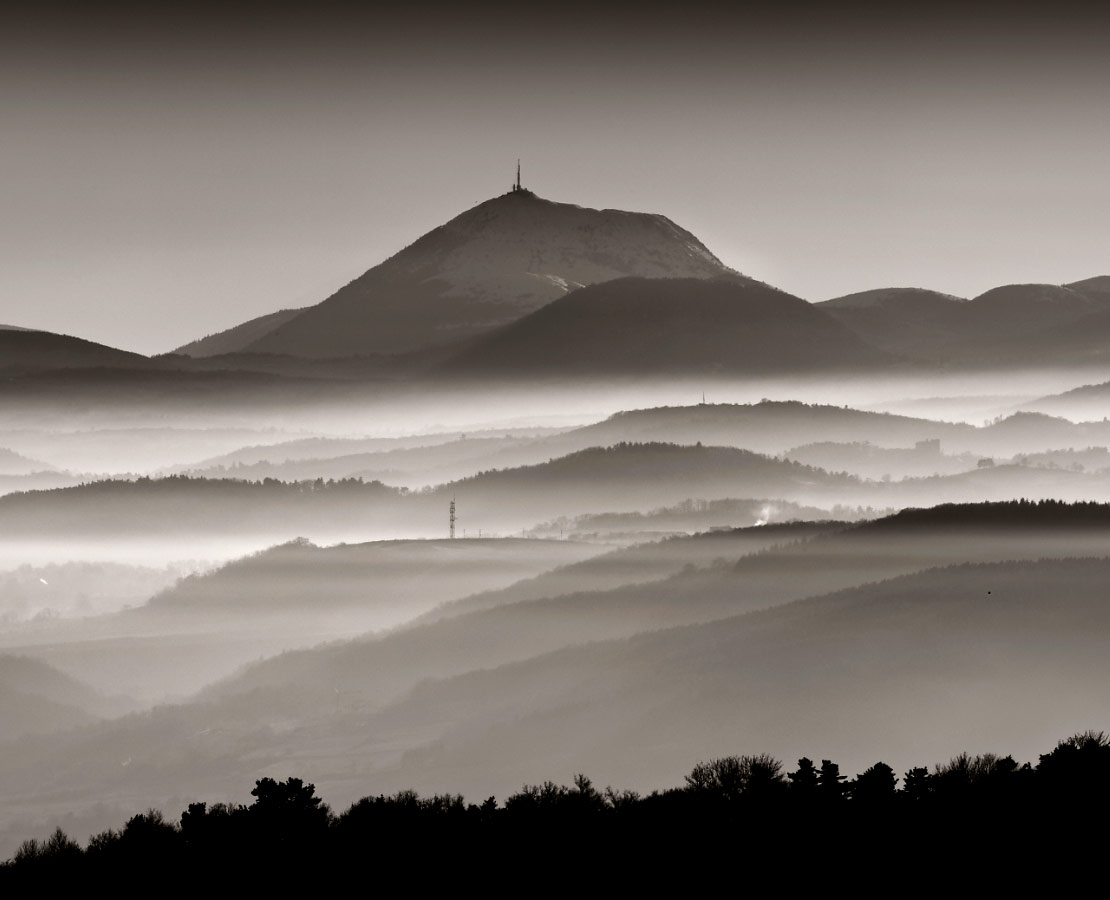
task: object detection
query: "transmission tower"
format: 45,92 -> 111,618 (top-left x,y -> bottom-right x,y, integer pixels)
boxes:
449,498 -> 456,539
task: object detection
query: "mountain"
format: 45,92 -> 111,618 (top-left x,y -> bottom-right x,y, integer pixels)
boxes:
817,288 -> 967,361
0,329 -> 149,376
440,276 -> 893,376
173,308 -> 306,358
820,279 -> 1110,365
216,190 -> 735,359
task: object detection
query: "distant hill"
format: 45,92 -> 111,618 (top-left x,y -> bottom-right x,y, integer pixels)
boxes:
0,329 -> 149,377
1067,275 -> 1110,298
0,655 -> 120,741
11,412 -> 1110,546
0,560 -> 182,623
817,288 -> 968,361
176,434 -> 553,489
365,555 -> 1110,796
171,403 -> 1110,489
785,440 -> 974,479
143,537 -> 599,621
820,278 -> 1110,364
820,287 -> 967,310
220,190 -> 735,359
558,401 -> 973,455
0,367 -> 372,422
0,472 -> 80,498
173,308 -> 306,357
424,521 -> 846,622
205,500 -> 1110,725
526,498 -> 844,541
1026,379 -> 1110,419
7,502 -> 1110,817
0,476 -> 411,542
876,463 -> 1110,506
0,448 -> 54,476
171,432 -> 471,471
441,276 -> 893,376
435,442 -> 859,528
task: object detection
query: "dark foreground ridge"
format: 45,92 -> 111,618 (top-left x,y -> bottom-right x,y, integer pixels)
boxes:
4,729 -> 1108,889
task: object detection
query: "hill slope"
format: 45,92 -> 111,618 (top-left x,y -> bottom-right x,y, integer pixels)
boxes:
442,276 -> 892,375
173,308 -> 306,357
0,329 -> 149,376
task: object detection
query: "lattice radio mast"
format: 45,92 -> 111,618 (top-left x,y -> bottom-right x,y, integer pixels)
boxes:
449,498 -> 456,539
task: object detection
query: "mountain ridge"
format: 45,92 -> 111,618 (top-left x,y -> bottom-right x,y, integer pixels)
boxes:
439,275 -> 894,375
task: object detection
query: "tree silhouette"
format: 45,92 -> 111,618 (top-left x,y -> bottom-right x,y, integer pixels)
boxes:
11,828 -> 82,872
851,762 -> 897,803
248,776 -> 330,850
817,760 -> 847,801
684,754 -> 785,801
1036,730 -> 1110,799
903,767 -> 931,801
788,757 -> 820,795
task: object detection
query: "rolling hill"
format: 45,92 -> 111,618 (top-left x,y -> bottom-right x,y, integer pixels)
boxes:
0,329 -> 150,377
441,276 -> 892,376
821,278 -> 1110,365
4,503 -> 1110,824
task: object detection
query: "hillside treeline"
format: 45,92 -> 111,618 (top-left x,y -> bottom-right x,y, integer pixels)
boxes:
4,730 -> 1108,887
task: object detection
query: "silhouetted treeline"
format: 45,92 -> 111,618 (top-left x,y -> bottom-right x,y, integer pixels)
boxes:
5,731 -> 1109,889
862,497 -> 1110,530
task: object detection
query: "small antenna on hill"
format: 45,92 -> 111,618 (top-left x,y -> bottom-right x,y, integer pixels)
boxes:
449,498 -> 456,539
513,159 -> 521,193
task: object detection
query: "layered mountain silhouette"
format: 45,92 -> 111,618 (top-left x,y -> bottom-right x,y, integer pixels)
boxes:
181,190 -> 734,359
7,503 -> 1110,816
440,276 -> 893,375
821,279 -> 1110,364
0,328 -> 149,377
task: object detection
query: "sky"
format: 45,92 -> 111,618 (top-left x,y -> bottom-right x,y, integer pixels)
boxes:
2,2 -> 1109,354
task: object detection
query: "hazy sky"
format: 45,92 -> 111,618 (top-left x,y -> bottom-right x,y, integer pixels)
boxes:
3,3 -> 1108,354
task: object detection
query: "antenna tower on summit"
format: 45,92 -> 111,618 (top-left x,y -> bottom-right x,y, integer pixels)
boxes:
513,159 -> 521,193
449,498 -> 456,539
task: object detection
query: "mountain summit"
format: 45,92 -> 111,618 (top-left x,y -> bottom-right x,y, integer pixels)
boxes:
179,190 -> 736,359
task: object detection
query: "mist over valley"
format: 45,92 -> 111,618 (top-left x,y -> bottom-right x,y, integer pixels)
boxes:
3,148 -> 1110,868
